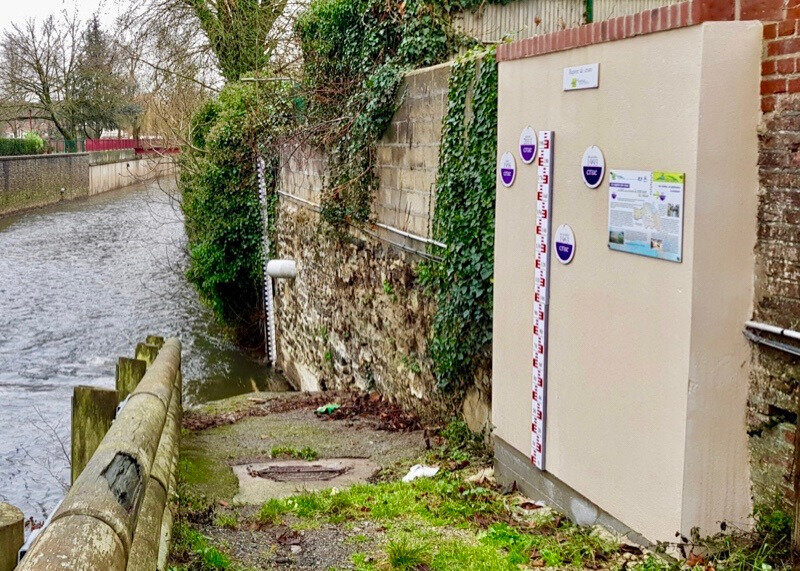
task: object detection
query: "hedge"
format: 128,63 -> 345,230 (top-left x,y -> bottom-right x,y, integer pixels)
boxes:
0,138 -> 43,157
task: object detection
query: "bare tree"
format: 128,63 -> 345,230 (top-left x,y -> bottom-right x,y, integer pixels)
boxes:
0,14 -> 83,141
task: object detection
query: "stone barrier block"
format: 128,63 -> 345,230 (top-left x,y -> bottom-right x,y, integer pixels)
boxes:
0,503 -> 23,571
116,357 -> 147,403
145,335 -> 165,349
72,385 -> 118,484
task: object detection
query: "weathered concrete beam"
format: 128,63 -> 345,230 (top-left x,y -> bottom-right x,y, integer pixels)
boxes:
135,343 -> 160,367
130,373 -> 181,569
0,503 -> 24,571
126,478 -> 167,570
150,389 -> 180,493
16,515 -> 126,570
157,503 -> 173,571
72,386 -> 118,484
19,338 -> 181,569
116,357 -> 147,403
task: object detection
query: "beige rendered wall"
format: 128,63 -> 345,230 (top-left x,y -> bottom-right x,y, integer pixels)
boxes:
492,22 -> 759,542
89,156 -> 176,195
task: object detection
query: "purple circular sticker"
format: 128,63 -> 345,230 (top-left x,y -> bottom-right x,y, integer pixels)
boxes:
554,224 -> 576,264
499,152 -> 516,187
581,145 -> 605,189
519,126 -> 537,164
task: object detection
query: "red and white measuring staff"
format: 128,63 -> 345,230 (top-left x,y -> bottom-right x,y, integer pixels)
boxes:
532,131 -> 553,470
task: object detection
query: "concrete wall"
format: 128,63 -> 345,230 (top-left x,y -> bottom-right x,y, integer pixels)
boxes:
0,153 -> 90,216
493,21 -> 759,542
0,153 -> 175,217
89,156 -> 175,196
274,64 -> 491,424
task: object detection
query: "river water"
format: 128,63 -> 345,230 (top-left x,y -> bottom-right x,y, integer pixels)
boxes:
0,178 -> 279,521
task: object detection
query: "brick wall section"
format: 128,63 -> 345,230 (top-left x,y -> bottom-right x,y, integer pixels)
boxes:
496,0 -> 735,62
754,3 -> 800,507
498,0 -> 800,507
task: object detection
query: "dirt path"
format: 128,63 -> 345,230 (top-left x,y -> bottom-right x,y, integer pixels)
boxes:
170,391 -> 656,570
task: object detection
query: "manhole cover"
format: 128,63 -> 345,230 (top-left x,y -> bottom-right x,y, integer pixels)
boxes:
248,464 -> 351,482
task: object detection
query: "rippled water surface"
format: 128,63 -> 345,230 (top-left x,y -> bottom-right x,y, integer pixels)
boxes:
0,179 -> 275,520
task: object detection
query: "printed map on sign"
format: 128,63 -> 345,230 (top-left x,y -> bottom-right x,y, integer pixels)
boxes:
608,170 -> 685,262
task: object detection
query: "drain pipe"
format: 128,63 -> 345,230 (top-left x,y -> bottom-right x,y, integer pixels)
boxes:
744,320 -> 800,357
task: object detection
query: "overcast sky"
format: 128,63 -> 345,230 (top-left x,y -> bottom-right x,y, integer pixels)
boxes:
1,0 -> 121,34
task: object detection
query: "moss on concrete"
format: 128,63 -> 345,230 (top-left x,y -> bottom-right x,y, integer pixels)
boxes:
177,391 -> 427,507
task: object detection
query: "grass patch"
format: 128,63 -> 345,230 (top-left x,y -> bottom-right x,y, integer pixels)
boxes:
482,521 -> 618,568
254,473 -> 625,569
270,445 -> 318,460
170,521 -> 232,570
258,474 -> 507,527
213,512 -> 238,530
386,534 -> 431,569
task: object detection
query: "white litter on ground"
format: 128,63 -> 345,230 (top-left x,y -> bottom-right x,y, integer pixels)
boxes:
401,464 -> 440,482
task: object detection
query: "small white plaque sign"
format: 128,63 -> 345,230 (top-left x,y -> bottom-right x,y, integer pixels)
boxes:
563,63 -> 599,91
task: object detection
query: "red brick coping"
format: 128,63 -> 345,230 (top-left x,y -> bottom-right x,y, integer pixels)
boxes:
496,0 -> 737,62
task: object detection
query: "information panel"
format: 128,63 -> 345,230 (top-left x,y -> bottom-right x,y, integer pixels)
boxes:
608,170 -> 685,263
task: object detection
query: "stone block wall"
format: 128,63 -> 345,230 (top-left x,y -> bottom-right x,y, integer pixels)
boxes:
273,63 -> 492,425
274,199 -> 455,421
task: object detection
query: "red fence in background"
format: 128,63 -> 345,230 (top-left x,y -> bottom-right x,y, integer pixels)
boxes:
85,138 -> 179,155
86,138 -> 135,151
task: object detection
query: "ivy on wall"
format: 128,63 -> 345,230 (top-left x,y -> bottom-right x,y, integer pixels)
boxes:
295,0 -> 457,230
179,0 -> 504,357
422,47 -> 498,391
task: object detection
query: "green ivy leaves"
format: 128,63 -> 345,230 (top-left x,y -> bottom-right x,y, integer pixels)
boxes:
295,0 -> 453,230
424,47 -> 498,391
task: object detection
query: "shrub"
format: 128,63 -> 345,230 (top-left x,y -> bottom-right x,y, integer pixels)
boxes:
0,137 -> 42,156
180,81 -> 294,345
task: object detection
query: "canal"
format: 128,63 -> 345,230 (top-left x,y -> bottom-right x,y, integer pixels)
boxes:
0,178 -> 280,521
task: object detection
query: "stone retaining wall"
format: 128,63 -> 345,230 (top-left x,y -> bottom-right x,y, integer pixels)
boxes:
274,63 -> 491,427
0,153 -> 176,217
274,199 -> 456,422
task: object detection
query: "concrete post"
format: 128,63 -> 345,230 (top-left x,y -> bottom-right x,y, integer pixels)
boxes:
115,357 -> 147,403
71,386 -> 118,484
0,503 -> 23,571
135,343 -> 160,367
145,336 -> 165,349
